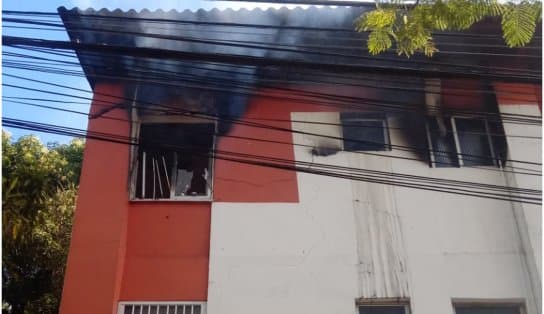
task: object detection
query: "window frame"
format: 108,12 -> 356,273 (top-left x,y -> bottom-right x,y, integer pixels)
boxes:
130,118 -> 217,202
357,298 -> 411,314
118,301 -> 207,314
427,116 -> 499,168
452,299 -> 526,314
340,113 -> 392,152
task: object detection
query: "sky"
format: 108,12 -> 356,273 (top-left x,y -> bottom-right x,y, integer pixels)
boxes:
2,0 -> 318,144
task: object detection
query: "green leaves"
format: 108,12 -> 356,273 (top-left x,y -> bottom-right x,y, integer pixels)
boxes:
367,29 -> 394,55
2,131 -> 83,314
356,0 -> 541,57
502,2 -> 540,47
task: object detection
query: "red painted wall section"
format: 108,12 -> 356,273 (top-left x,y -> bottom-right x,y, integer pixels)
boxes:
120,202 -> 211,301
59,84 -> 130,314
493,82 -> 542,109
441,79 -> 487,110
213,94 -> 299,202
213,86 -> 382,202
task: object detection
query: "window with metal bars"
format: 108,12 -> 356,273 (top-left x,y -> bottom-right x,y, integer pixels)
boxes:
426,116 -> 506,168
119,302 -> 205,314
134,123 -> 215,200
340,112 -> 391,152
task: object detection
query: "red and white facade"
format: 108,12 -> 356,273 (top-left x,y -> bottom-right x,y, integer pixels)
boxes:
57,7 -> 542,314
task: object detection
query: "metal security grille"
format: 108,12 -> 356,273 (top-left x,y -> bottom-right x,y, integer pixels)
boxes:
119,302 -> 206,314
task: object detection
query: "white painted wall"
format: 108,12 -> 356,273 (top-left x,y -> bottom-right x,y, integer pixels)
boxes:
206,111 -> 540,314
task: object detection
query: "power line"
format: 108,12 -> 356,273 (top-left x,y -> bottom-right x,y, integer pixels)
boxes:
3,117 -> 540,204
5,98 -> 541,177
4,36 -> 540,83
4,77 -> 541,168
3,54 -> 541,126
4,17 -> 541,76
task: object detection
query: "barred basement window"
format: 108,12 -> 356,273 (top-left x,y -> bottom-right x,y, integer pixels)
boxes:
340,112 -> 391,151
134,123 -> 215,200
426,116 -> 505,168
119,302 -> 206,314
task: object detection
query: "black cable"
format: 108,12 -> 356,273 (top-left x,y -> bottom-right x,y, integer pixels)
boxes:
3,117 -> 540,204
4,78 -> 541,168
3,51 -> 541,125
4,36 -> 540,83
7,10 -> 541,39
5,94 -> 539,140
4,17 -> 541,75
6,98 -> 540,177
5,45 -> 539,103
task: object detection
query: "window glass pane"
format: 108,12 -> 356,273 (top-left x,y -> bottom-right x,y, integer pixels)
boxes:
428,117 -> 458,167
359,305 -> 406,314
341,113 -> 389,151
455,118 -> 494,166
456,305 -> 520,314
124,305 -> 133,314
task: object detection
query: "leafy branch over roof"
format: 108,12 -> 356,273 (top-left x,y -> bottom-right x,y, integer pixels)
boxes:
356,0 -> 542,57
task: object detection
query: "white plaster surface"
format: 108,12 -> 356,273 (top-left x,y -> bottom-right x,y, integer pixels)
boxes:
206,111 -> 540,314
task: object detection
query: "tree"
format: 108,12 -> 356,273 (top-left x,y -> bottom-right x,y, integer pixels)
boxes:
356,0 -> 542,57
2,131 -> 84,314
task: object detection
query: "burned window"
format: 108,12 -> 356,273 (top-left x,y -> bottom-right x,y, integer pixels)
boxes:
341,113 -> 391,151
427,116 -> 505,168
135,123 -> 214,200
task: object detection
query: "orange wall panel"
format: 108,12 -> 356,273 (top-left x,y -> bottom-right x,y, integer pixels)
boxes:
120,202 -> 211,301
60,84 -> 130,314
493,82 -> 542,107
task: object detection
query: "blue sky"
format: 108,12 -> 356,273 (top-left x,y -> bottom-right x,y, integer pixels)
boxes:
2,0 -> 310,144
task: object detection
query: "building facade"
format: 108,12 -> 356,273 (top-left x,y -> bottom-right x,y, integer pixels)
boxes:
57,6 -> 542,314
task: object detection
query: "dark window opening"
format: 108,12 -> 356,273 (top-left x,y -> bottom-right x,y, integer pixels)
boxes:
135,123 -> 214,200
427,117 -> 459,167
427,116 -> 504,168
359,305 -> 408,314
455,304 -> 522,314
341,113 -> 391,152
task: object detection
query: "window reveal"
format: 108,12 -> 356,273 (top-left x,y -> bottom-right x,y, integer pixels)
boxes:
135,123 -> 214,200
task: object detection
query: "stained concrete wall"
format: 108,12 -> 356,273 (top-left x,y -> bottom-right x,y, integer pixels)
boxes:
206,111 -> 540,314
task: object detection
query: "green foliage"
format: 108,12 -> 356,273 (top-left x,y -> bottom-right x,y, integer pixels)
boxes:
356,0 -> 542,57
2,131 -> 84,314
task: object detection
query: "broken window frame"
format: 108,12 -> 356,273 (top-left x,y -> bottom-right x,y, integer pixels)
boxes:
340,113 -> 392,152
426,115 -> 501,168
130,117 -> 216,201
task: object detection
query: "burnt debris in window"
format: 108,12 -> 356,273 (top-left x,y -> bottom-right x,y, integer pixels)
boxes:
135,123 -> 214,199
